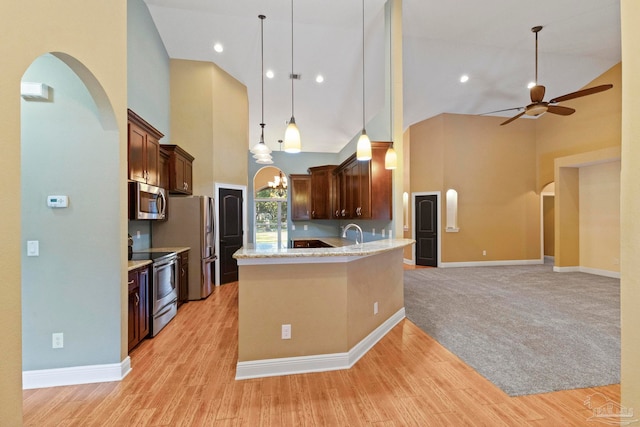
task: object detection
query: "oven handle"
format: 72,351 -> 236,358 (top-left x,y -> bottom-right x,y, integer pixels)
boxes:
155,301 -> 176,318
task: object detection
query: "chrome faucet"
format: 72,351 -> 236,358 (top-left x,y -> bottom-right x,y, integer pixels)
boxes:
342,223 -> 364,245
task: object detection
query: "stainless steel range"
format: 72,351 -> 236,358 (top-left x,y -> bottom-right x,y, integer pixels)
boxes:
130,251 -> 178,336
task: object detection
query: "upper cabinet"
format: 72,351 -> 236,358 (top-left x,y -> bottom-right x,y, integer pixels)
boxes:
290,174 -> 311,220
290,142 -> 392,222
308,165 -> 337,219
128,109 -> 164,187
161,144 -> 194,195
334,141 -> 392,220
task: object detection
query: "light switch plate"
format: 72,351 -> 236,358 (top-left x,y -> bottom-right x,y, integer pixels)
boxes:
27,240 -> 39,257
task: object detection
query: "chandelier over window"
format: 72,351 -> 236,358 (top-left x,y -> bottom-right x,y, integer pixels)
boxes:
268,171 -> 288,197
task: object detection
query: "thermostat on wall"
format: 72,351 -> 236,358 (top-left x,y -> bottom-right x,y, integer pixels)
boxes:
47,195 -> 68,208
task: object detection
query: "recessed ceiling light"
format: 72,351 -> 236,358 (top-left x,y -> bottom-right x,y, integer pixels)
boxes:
266,70 -> 274,79
316,74 -> 324,83
460,75 -> 469,83
213,43 -> 224,53
527,82 -> 536,88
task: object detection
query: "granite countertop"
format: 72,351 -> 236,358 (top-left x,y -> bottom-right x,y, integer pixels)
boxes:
127,246 -> 190,271
233,238 -> 414,260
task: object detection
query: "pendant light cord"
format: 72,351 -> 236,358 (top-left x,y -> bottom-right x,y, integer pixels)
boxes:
362,0 -> 366,129
535,29 -> 538,85
291,0 -> 295,118
259,15 -> 265,132
389,4 -> 392,142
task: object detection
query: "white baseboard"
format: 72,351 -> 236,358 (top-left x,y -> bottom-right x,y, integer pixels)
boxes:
235,307 -> 406,380
23,357 -> 131,390
554,265 -> 620,279
441,259 -> 543,268
403,258 -> 415,265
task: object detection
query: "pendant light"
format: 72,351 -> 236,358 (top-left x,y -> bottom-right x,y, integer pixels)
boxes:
283,0 -> 301,153
250,15 -> 273,163
356,0 -> 372,161
385,7 -> 397,170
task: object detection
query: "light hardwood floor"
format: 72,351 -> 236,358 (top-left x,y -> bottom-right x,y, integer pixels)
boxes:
23,276 -> 619,426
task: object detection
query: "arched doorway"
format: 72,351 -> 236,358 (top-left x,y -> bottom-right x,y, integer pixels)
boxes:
253,167 -> 288,250
21,53 -> 123,387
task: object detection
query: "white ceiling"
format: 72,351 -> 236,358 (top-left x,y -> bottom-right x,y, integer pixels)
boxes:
144,0 -> 621,153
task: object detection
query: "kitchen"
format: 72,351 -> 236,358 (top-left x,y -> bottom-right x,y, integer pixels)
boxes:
4,1 -> 640,426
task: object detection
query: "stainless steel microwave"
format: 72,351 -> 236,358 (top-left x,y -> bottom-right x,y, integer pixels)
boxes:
128,181 -> 167,220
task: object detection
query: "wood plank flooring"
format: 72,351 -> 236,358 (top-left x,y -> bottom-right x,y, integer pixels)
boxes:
23,276 -> 619,426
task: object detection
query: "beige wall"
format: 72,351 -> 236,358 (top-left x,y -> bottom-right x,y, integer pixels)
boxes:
0,1 -> 128,424
621,0 -> 640,412
170,59 -> 249,197
536,63 -> 622,191
409,114 -> 539,263
579,161 -> 620,273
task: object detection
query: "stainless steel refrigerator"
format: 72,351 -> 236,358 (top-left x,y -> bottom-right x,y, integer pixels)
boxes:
152,195 -> 216,300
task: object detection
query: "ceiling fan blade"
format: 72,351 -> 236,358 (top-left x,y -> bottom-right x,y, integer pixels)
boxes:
500,111 -> 526,126
530,85 -> 546,103
479,107 -> 523,116
546,105 -> 576,116
549,84 -> 613,104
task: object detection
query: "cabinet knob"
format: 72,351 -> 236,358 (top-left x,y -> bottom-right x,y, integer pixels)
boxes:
128,280 -> 135,285
335,210 -> 339,217
341,209 -> 346,217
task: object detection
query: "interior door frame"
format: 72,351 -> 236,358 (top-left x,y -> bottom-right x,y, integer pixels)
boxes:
214,182 -> 247,286
412,191 -> 442,267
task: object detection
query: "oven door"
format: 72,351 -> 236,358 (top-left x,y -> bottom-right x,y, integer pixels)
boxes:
152,255 -> 178,314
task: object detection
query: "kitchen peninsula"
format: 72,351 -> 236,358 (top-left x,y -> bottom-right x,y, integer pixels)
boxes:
233,237 -> 414,379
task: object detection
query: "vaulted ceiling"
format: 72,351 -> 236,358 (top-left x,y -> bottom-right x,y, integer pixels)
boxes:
144,0 -> 621,153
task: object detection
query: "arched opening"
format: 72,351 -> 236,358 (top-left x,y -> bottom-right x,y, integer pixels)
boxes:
253,166 -> 288,250
21,53 -> 123,387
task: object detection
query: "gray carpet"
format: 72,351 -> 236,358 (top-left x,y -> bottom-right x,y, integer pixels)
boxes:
404,264 -> 620,396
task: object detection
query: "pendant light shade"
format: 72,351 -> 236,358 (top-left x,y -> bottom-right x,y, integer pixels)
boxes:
284,117 -> 301,153
384,145 -> 397,169
356,0 -> 371,161
252,15 -> 273,163
283,0 -> 301,153
357,129 -> 372,161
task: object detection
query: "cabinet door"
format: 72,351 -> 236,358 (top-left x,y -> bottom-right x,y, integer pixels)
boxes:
184,160 -> 193,194
158,149 -> 170,190
357,160 -> 372,219
127,271 -> 140,352
128,123 -> 147,183
178,251 -> 189,307
310,167 -> 334,219
290,175 -> 311,220
138,268 -> 150,340
145,135 -> 160,186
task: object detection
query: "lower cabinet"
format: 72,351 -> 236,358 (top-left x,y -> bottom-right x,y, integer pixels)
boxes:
128,266 -> 150,353
178,250 -> 190,308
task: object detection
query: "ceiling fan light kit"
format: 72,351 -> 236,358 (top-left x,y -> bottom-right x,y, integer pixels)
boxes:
499,25 -> 613,126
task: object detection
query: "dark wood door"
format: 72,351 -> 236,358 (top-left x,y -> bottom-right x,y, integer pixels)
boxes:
415,194 -> 438,267
219,188 -> 243,284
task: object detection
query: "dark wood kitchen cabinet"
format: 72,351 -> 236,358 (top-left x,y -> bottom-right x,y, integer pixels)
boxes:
128,109 -> 164,187
177,250 -> 190,308
161,144 -> 194,195
128,266 -> 150,352
290,174 -> 311,220
158,148 -> 170,190
334,141 -> 392,220
308,165 -> 337,219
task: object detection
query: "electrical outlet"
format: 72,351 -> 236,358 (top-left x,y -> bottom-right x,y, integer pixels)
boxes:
482,250 -> 487,256
374,302 -> 379,315
136,230 -> 141,239
304,225 -> 308,231
381,229 -> 385,237
372,228 -> 375,236
52,332 -> 64,349
281,324 -> 291,340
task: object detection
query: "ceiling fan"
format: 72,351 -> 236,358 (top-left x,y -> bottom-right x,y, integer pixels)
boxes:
496,25 -> 613,126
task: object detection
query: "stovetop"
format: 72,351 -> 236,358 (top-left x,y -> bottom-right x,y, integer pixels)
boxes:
129,251 -> 175,262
